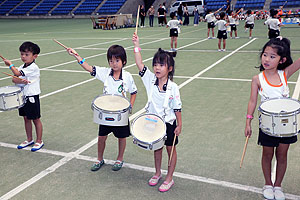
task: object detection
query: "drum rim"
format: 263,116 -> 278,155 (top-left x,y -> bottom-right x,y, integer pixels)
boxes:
0,85 -> 23,96
258,97 -> 300,115
91,94 -> 130,113
131,113 -> 167,144
261,129 -> 299,137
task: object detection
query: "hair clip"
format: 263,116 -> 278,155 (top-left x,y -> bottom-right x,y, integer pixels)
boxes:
276,36 -> 283,40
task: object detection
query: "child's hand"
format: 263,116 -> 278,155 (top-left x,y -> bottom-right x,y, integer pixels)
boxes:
67,48 -> 79,57
174,125 -> 182,136
3,59 -> 12,67
132,33 -> 140,47
244,125 -> 252,138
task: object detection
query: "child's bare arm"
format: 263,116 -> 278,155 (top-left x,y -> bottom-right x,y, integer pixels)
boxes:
67,48 -> 93,73
174,111 -> 182,136
285,58 -> 300,79
132,33 -> 144,72
3,59 -> 22,76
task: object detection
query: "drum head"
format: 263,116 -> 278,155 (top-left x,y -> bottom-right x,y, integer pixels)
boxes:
132,114 -> 166,143
260,98 -> 300,114
0,86 -> 21,95
93,95 -> 130,111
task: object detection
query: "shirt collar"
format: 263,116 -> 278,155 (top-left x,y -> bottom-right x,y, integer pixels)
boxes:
154,78 -> 168,91
23,60 -> 35,68
109,69 -> 123,80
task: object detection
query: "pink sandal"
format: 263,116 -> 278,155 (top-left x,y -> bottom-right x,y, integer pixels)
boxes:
158,180 -> 174,192
148,175 -> 162,186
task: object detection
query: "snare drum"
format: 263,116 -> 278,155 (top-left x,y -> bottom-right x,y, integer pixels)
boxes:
91,94 -> 130,126
258,97 -> 300,137
131,113 -> 166,150
0,85 -> 25,111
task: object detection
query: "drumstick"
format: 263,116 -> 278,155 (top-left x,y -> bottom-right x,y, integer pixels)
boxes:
240,136 -> 249,168
53,39 -> 79,56
135,5 -> 140,34
0,54 -> 6,60
2,72 -> 28,82
168,134 -> 177,167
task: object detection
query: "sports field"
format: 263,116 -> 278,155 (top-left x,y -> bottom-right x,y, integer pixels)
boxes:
0,17 -> 299,200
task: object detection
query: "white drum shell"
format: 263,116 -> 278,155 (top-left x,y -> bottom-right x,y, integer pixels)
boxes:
92,94 -> 130,126
131,114 -> 166,151
0,86 -> 25,111
258,98 -> 300,137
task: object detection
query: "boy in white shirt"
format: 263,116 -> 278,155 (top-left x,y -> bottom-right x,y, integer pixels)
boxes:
245,10 -> 256,39
4,42 -> 44,151
66,45 -> 137,172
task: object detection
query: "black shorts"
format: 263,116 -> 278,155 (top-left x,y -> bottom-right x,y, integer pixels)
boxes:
164,121 -> 178,146
230,24 -> 237,31
245,23 -> 254,29
268,29 -> 280,39
170,28 -> 178,37
18,95 -> 41,120
98,123 -> 130,138
217,30 -> 227,39
258,129 -> 297,147
208,22 -> 215,28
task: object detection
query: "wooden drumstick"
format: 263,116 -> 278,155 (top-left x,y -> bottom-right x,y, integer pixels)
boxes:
2,72 -> 28,82
53,39 -> 79,56
0,54 -> 6,60
240,136 -> 249,168
135,5 -> 140,34
168,134 -> 177,166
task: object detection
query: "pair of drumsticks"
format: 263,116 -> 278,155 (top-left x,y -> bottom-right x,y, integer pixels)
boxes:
0,54 -> 28,82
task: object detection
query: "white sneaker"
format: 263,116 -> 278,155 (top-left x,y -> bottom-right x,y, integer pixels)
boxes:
222,49 -> 226,52
218,49 -> 222,52
31,141 -> 44,152
236,37 -> 240,39
274,187 -> 285,200
263,185 -> 274,200
249,37 -> 252,39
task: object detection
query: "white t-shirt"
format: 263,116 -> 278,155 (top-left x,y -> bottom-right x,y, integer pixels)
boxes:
246,14 -> 256,24
17,62 -> 41,96
139,66 -> 182,124
91,66 -> 137,97
215,19 -> 227,31
228,15 -> 236,25
264,18 -> 280,30
258,70 -> 289,102
205,13 -> 215,23
167,19 -> 180,29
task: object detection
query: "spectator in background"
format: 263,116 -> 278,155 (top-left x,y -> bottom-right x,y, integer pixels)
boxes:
140,5 -> 146,28
177,3 -> 183,21
163,2 -> 168,25
193,5 -> 199,26
148,6 -> 155,27
158,4 -> 166,26
183,4 -> 189,25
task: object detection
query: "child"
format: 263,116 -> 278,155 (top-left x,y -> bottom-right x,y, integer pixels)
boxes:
205,8 -> 222,39
228,9 -> 242,39
245,10 -> 256,39
264,9 -> 283,39
132,33 -> 182,192
245,37 -> 300,200
3,42 -> 44,152
215,12 -> 228,51
66,45 -> 137,171
166,12 -> 182,52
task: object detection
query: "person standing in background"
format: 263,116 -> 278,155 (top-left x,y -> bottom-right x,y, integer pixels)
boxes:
148,6 -> 155,27
140,5 -> 146,28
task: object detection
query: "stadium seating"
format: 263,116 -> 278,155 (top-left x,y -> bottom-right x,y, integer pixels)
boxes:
10,0 -> 40,15
206,0 -> 228,11
0,0 -> 22,15
51,0 -> 81,15
74,0 -> 103,15
30,0 -> 61,15
270,0 -> 300,9
235,0 -> 265,9
97,0 -> 127,14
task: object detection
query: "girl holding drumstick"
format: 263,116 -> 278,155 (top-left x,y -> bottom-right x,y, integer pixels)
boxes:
132,33 -> 182,192
245,37 -> 300,200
